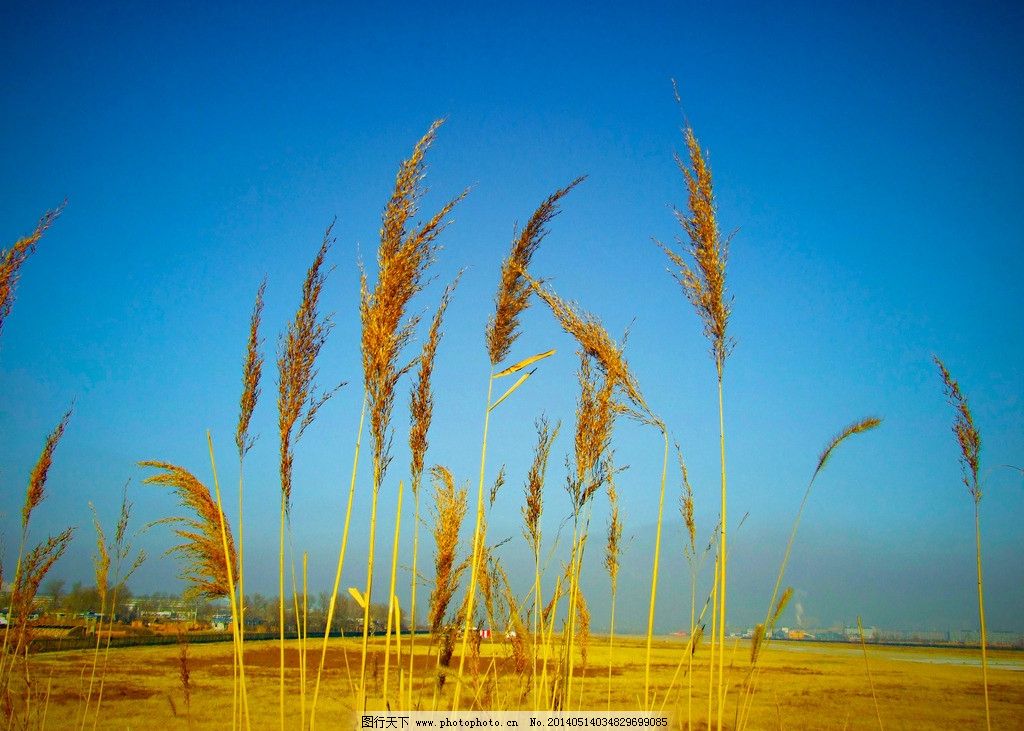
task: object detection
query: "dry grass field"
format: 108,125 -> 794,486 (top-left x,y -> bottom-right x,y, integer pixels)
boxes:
20,636 -> 1024,730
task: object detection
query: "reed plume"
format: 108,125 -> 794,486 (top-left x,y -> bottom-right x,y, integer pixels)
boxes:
11,528 -> 74,621
0,204 -> 63,340
486,177 -> 584,366
410,274 -> 461,488
934,355 -> 989,730
362,121 -> 465,484
523,417 -> 559,551
658,126 -> 732,376
23,407 -> 73,530
525,275 -> 651,420
934,357 -> 982,502
140,461 -> 237,599
278,231 -> 338,512
8,528 -> 74,652
570,352 -> 617,511
677,443 -> 696,557
428,465 -> 469,634
236,278 -> 266,459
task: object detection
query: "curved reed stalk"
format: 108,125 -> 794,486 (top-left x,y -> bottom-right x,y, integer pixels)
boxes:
736,416 -> 881,730
604,465 -> 622,712
934,356 -> 990,731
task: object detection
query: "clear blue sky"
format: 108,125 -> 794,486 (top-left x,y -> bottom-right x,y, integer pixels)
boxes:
1,1 -> 1021,633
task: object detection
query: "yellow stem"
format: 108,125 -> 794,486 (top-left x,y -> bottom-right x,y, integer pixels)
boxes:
715,376 -> 727,731
644,430 -> 670,709
408,479 -> 422,709
383,480 -> 405,706
975,503 -> 991,731
359,453 -> 383,709
207,432 -> 250,731
452,371 -> 495,710
311,398 -> 366,727
278,491 -> 286,731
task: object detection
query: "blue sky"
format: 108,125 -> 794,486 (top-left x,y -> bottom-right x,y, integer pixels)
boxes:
1,1 -> 1022,633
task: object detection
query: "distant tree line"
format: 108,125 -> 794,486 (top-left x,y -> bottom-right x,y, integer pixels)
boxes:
2,578 -> 404,633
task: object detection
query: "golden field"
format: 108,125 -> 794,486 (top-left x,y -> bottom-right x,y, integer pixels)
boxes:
20,635 -> 1024,730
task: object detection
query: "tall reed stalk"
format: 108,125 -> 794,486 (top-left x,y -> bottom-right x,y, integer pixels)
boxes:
934,356 -> 990,731
277,231 -> 338,726
225,277 -> 265,729
658,121 -> 731,727
358,121 -> 464,708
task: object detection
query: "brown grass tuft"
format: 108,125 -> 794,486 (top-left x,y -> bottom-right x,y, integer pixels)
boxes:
658,126 -> 731,375
140,461 -> 238,599
236,277 -> 266,458
23,407 -> 73,530
428,465 -> 469,633
934,356 -> 981,502
0,204 -> 64,339
278,231 -> 339,511
486,178 -> 584,366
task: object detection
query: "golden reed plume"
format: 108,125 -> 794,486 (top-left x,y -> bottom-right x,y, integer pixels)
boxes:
486,177 -> 584,366
0,203 -> 64,339
140,461 -> 238,599
23,406 -> 73,530
278,231 -> 339,511
524,273 -> 653,423
523,416 -> 559,550
934,356 -> 982,502
362,121 -> 466,481
236,278 -> 266,459
658,125 -> 731,375
410,273 -> 461,489
428,465 -> 469,633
